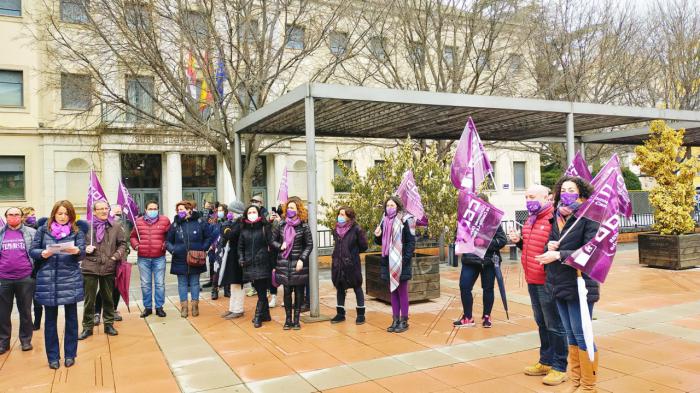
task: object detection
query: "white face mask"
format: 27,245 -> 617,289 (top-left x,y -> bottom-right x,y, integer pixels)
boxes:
247,213 -> 259,222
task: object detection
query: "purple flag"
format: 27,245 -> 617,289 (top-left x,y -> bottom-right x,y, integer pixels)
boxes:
565,151 -> 592,181
575,167 -> 621,223
590,154 -> 632,218
451,117 -> 493,192
277,167 -> 288,204
86,170 -> 108,223
0,216 -> 5,229
396,170 -> 428,227
117,180 -> 140,223
455,190 -> 504,258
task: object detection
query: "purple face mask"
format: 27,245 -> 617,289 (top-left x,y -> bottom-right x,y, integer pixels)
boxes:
286,209 -> 297,218
386,207 -> 397,217
25,216 -> 37,225
526,200 -> 542,215
226,212 -> 234,221
178,211 -> 187,219
560,192 -> 579,206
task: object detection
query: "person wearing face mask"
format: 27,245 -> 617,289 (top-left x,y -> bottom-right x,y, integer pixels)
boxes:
374,196 -> 416,333
94,205 -> 126,324
206,203 -> 229,300
30,200 -> 85,369
509,186 -> 568,386
0,207 -> 37,355
238,204 -> 274,328
271,196 -> 313,330
21,207 -> 42,331
535,176 -> 600,393
266,205 -> 283,308
166,200 -> 213,318
219,201 -> 246,318
131,201 -> 171,318
78,201 -> 127,340
330,206 -> 369,325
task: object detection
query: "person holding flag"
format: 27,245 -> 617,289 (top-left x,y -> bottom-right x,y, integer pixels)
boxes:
373,196 -> 416,333
535,176 -> 600,392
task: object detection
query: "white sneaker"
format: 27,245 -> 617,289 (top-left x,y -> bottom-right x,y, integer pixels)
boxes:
269,294 -> 277,308
246,288 -> 257,297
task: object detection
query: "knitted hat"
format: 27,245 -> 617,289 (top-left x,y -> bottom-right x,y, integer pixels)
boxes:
228,200 -> 246,214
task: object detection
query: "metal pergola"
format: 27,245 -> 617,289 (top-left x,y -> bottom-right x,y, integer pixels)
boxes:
232,82 -> 700,318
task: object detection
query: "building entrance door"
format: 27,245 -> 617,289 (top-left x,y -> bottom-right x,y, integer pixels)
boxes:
183,188 -> 217,211
128,189 -> 162,215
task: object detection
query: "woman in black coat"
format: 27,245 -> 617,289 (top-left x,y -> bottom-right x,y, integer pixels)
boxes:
330,206 -> 369,325
373,196 -> 416,334
535,176 -> 600,392
271,197 -> 313,330
238,205 -> 274,328
453,193 -> 508,329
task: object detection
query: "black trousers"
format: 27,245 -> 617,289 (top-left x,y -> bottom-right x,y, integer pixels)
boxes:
253,279 -> 270,315
0,276 -> 35,348
283,285 -> 303,311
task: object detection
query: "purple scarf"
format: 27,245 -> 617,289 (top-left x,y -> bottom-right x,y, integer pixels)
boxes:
50,222 -> 71,239
144,214 -> 159,225
527,202 -> 552,226
381,211 -> 398,257
335,221 -> 352,239
282,217 -> 301,259
94,218 -> 109,243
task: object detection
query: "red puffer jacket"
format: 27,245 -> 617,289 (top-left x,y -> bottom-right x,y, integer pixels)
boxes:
130,216 -> 171,258
516,205 -> 553,285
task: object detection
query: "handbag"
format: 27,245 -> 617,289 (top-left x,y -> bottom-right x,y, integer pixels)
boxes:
187,250 -> 207,267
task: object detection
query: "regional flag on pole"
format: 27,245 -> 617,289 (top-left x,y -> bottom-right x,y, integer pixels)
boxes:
450,117 -> 493,192
186,51 -> 197,99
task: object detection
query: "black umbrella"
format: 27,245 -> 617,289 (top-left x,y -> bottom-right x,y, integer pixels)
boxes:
493,256 -> 509,320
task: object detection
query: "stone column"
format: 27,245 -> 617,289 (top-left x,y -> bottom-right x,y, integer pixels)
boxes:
102,150 -> 121,205
165,152 -> 182,219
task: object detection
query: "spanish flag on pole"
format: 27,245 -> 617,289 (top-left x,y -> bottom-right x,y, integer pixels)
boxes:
199,77 -> 212,112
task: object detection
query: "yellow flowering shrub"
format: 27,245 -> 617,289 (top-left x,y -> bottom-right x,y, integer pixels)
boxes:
633,120 -> 700,235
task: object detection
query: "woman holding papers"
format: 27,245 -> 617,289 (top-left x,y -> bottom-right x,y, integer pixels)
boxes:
30,200 -> 85,369
535,176 -> 600,393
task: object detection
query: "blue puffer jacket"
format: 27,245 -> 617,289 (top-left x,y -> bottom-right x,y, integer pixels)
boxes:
30,224 -> 86,306
166,211 -> 213,275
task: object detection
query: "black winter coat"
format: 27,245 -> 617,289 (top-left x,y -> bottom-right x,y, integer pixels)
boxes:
546,215 -> 600,303
238,221 -> 274,282
271,221 -> 313,287
331,224 -> 369,290
461,226 -> 508,266
166,211 -> 213,275
374,217 -> 416,282
219,220 -> 243,286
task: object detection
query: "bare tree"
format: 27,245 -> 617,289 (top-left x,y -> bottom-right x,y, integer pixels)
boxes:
34,0 -> 384,201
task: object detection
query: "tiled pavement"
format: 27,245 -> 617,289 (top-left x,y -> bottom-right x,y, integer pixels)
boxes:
2,247 -> 700,392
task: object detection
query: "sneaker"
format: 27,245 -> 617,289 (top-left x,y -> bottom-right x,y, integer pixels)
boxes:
542,369 -> 568,385
246,288 -> 257,297
269,295 -> 277,308
482,315 -> 492,328
524,362 -> 552,376
452,316 -> 476,327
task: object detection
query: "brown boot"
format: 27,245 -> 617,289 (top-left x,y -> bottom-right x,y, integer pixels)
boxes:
191,300 -> 200,317
578,348 -> 598,393
565,345 -> 581,392
180,301 -> 189,318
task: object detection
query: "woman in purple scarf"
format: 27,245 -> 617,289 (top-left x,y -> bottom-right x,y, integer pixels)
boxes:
373,196 -> 416,333
330,206 -> 369,325
271,197 -> 313,330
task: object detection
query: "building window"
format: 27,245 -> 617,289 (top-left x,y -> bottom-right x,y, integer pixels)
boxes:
285,25 -> 305,50
509,53 -> 523,73
443,46 -> 456,67
369,36 -> 386,60
0,0 -> 21,17
0,70 -> 23,107
476,52 -> 490,70
235,83 -> 258,112
408,41 -> 425,66
126,76 -> 154,122
125,3 -> 151,30
329,31 -> 348,56
333,160 -> 352,193
182,155 -> 216,187
61,73 -> 91,110
60,0 -> 87,24
121,153 -> 161,188
374,160 -> 385,167
514,161 -> 526,190
237,19 -> 258,45
485,161 -> 496,190
184,10 -> 207,40
0,156 -> 24,200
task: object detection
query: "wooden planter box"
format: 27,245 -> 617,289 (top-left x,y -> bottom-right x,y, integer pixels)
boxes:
638,232 -> 700,270
365,253 -> 440,303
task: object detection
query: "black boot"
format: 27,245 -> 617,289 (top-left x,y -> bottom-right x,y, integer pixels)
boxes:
293,308 -> 301,330
223,286 -> 231,298
140,308 -> 152,318
261,300 -> 272,322
356,307 -> 366,325
387,316 -> 400,333
211,286 -> 219,300
394,317 -> 409,333
283,306 -> 293,330
330,306 -> 346,324
253,303 -> 263,328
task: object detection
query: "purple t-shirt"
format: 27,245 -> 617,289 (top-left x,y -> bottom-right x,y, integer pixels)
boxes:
0,229 -> 32,280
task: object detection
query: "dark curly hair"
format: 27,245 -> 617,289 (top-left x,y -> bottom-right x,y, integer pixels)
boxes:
553,176 -> 594,206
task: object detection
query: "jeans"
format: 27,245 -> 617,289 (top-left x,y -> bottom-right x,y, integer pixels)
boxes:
83,274 -> 115,329
459,263 -> 495,319
528,284 -> 568,372
0,276 -> 35,348
138,256 -> 166,309
556,298 -> 596,352
177,274 -> 200,302
44,303 -> 78,363
337,286 -> 365,308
